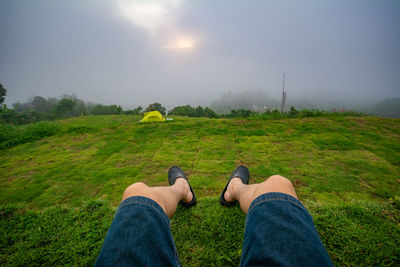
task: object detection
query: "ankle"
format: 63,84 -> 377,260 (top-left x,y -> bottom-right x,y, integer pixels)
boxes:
231,177 -> 245,193
225,177 -> 244,202
174,178 -> 192,202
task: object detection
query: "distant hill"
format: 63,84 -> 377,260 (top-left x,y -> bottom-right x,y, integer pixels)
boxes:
373,98 -> 400,118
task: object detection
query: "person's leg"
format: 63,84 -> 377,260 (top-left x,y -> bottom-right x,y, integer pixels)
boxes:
225,174 -> 332,266
95,174 -> 193,266
122,178 -> 193,218
224,175 -> 297,214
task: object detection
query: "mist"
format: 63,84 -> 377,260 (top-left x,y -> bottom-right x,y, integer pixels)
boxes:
1,0 -> 399,111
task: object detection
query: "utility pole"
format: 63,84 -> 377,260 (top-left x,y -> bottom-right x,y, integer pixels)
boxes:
280,73 -> 286,113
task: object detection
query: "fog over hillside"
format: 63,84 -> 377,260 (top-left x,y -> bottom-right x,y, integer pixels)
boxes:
209,90 -> 400,117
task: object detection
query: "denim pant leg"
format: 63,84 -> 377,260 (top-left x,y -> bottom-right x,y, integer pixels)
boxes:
95,196 -> 181,267
240,193 -> 333,267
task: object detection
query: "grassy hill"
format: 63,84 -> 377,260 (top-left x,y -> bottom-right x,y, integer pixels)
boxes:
1,115 -> 399,265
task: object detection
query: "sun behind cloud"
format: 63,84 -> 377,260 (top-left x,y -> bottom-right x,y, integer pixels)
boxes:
178,39 -> 193,49
162,37 -> 196,51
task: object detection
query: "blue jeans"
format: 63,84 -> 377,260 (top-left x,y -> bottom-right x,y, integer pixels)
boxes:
95,193 -> 332,266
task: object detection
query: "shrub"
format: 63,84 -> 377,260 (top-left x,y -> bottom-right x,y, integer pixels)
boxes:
0,124 -> 17,143
0,122 -> 60,149
91,104 -> 123,115
331,109 -> 364,117
288,107 -> 299,118
224,109 -> 255,118
260,109 -> 286,120
1,108 -> 54,125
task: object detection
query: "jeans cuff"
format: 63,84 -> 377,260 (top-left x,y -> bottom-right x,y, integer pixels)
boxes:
118,196 -> 170,226
248,192 -> 309,215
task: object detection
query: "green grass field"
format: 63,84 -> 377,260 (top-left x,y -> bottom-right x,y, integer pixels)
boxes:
1,115 -> 399,265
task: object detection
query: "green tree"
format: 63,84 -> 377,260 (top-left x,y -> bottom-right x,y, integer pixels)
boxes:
72,99 -> 87,116
31,96 -> 57,114
133,106 -> 143,115
55,98 -> 77,118
168,105 -> 194,116
192,106 -> 205,117
145,103 -> 166,115
124,106 -> 142,115
0,83 -> 6,106
168,105 -> 218,118
204,107 -> 219,118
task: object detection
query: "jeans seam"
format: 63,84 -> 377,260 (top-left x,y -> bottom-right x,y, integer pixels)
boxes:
249,198 -> 308,214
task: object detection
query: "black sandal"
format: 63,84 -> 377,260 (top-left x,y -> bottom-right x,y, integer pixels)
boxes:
220,165 -> 250,207
168,166 -> 196,207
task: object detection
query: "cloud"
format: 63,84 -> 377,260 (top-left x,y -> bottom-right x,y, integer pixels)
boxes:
116,0 -> 198,51
116,0 -> 179,34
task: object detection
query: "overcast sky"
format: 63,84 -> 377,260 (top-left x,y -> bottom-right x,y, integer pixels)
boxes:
1,0 -> 399,109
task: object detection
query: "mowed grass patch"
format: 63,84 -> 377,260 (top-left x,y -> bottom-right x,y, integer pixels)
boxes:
0,115 -> 399,265
1,116 -> 399,207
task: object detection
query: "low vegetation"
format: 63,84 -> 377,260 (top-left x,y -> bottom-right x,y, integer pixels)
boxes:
1,115 -> 399,265
0,122 -> 60,149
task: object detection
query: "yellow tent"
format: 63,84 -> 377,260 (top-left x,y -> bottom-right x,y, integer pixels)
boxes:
140,111 -> 166,122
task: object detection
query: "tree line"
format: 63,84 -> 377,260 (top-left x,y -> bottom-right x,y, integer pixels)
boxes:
0,94 -> 134,125
0,84 -> 368,126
